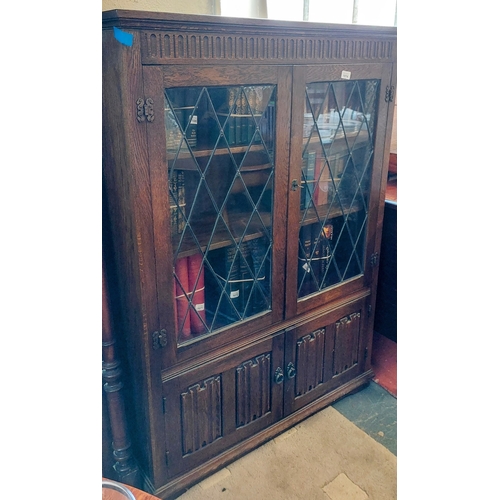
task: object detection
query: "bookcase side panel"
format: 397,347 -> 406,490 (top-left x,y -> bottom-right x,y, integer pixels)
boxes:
102,28 -> 167,487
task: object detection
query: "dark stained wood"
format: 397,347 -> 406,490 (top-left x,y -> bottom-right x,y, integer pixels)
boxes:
283,295 -> 368,416
102,10 -> 396,499
161,334 -> 284,480
102,264 -> 140,487
102,28 -> 167,488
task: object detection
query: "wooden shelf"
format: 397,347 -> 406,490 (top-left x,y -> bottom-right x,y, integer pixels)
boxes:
300,200 -> 363,226
304,130 -> 370,158
173,210 -> 272,259
167,143 -> 268,162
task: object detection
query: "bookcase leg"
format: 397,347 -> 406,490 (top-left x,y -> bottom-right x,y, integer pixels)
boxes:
102,266 -> 141,487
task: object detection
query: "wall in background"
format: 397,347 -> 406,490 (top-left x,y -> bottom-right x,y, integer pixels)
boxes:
102,0 -> 219,15
102,0 -> 397,25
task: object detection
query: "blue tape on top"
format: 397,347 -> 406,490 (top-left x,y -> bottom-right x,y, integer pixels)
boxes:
114,27 -> 133,46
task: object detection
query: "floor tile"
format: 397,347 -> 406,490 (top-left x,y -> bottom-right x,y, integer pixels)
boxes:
332,381 -> 397,456
323,473 -> 368,500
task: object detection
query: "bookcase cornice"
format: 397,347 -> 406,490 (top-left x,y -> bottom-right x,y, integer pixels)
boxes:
140,31 -> 395,65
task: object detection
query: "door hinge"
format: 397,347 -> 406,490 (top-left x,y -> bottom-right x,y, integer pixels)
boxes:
364,347 -> 369,360
152,329 -> 167,350
385,85 -> 395,103
165,450 -> 169,466
136,97 -> 155,123
368,304 -> 372,317
162,396 -> 167,414
370,252 -> 379,267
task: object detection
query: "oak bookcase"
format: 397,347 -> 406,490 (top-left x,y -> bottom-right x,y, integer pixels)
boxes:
102,10 -> 396,498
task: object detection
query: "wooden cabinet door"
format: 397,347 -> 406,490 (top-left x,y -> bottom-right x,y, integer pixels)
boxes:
162,333 -> 284,479
283,294 -> 370,416
285,63 -> 394,319
142,64 -> 292,370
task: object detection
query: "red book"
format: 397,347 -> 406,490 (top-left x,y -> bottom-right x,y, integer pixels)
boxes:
175,256 -> 191,339
187,253 -> 206,334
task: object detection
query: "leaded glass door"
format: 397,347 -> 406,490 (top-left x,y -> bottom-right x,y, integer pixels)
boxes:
166,83 -> 276,345
144,65 -> 291,363
287,64 -> 393,317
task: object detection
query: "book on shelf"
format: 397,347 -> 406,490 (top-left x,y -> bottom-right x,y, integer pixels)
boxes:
304,222 -> 334,293
177,170 -> 186,227
205,237 -> 269,322
169,87 -> 198,149
301,151 -> 316,210
185,109 -> 198,148
319,223 -> 333,284
165,105 -> 183,152
237,91 -> 247,145
247,237 -> 269,314
239,241 -> 254,317
175,253 -> 207,339
169,170 -> 178,235
205,244 -> 241,322
234,114 -> 242,146
226,244 -> 242,319
169,170 -> 186,235
309,222 -> 335,292
331,156 -> 345,179
310,224 -> 323,292
172,106 -> 197,149
187,253 -> 206,335
298,224 -> 313,296
175,256 -> 191,339
222,87 -> 265,147
262,95 -> 275,153
225,88 -> 238,146
247,87 -> 258,143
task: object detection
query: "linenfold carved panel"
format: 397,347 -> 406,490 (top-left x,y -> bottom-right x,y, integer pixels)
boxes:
295,328 -> 325,397
141,32 -> 394,64
180,375 -> 222,456
235,353 -> 271,428
332,312 -> 361,376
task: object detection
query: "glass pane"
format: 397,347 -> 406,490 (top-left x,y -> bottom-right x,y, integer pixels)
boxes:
165,85 -> 275,344
298,79 -> 379,298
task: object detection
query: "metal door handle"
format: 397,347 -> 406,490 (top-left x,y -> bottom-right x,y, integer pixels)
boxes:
274,367 -> 284,384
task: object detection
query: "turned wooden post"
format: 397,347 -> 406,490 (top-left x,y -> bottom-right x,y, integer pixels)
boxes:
102,264 -> 140,486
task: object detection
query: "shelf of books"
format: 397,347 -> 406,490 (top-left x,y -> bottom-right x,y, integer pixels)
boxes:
165,85 -> 276,159
173,231 -> 271,343
297,209 -> 366,299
